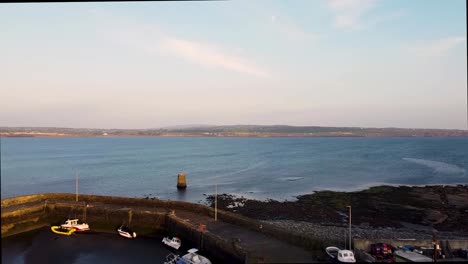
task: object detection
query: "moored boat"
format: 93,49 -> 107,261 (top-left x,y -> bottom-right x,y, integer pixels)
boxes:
394,249 -> 433,262
51,226 -> 76,236
117,225 -> 137,239
181,248 -> 211,264
61,219 -> 90,232
325,246 -> 356,263
162,236 -> 181,250
163,253 -> 182,264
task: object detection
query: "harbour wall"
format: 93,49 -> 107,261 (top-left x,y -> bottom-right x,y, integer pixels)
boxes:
1,193 -> 332,251
2,193 -> 329,263
165,213 -> 247,264
1,194 -> 245,263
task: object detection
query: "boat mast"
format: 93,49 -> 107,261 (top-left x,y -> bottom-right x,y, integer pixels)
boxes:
76,171 -> 79,202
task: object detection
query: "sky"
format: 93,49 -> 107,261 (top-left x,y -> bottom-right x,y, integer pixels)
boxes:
0,0 -> 466,129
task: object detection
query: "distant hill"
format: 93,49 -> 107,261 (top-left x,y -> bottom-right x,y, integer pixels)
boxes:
159,124 -> 215,130
1,125 -> 468,137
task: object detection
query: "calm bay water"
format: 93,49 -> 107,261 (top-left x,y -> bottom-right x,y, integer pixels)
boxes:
1,137 -> 467,202
1,227 -> 175,264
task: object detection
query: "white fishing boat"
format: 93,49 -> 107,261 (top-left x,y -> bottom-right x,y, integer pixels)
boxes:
181,248 -> 212,264
164,249 -> 211,264
61,219 -> 90,232
325,246 -> 356,263
162,236 -> 181,250
117,225 -> 137,239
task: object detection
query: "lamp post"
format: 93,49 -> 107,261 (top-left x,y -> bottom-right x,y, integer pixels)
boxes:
344,229 -> 347,250
346,205 -> 352,251
432,230 -> 438,263
215,175 -> 218,221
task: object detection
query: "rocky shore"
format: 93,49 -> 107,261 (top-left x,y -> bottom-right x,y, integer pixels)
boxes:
206,185 -> 468,241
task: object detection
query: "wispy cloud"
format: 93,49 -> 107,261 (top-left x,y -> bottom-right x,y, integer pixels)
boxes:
161,37 -> 270,78
95,12 -> 270,78
366,9 -> 407,28
270,15 -> 318,41
408,36 -> 466,57
327,0 -> 377,29
326,0 -> 404,30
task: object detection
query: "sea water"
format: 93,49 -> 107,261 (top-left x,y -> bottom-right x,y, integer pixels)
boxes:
1,137 -> 467,202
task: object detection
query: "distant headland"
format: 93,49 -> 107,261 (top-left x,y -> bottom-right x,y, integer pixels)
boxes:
1,125 -> 468,137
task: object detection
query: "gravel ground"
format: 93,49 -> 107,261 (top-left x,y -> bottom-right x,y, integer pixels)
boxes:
261,220 -> 468,242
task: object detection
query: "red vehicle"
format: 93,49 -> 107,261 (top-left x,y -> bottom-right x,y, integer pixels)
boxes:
370,243 -> 395,262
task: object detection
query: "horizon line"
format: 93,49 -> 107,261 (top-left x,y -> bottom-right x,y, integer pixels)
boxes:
1,124 -> 467,131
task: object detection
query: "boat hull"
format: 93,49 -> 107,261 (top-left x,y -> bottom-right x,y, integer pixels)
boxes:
61,224 -> 89,232
325,247 -> 356,263
182,254 -> 211,264
182,249 -> 212,264
118,231 -> 136,238
51,226 -> 75,236
162,238 -> 181,250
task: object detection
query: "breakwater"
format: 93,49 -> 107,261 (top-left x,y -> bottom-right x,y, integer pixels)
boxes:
1,193 -> 325,263
1,193 -> 243,263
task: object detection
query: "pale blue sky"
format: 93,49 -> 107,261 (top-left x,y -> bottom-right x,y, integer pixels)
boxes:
1,0 -> 466,129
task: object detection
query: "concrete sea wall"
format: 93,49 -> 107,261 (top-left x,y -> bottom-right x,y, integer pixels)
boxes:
1,193 -> 331,250
165,214 -> 247,263
2,193 -> 246,263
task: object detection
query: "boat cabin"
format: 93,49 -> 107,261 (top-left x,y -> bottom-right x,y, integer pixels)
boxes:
65,219 -> 79,225
337,250 -> 355,263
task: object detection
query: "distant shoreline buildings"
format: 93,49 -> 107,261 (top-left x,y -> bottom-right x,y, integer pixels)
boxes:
1,125 -> 468,138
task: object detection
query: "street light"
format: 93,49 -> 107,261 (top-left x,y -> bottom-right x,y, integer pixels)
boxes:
215,175 -> 218,221
346,205 -> 352,251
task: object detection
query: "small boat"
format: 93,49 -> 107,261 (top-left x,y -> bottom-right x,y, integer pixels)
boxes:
325,246 -> 356,263
394,249 -> 433,262
117,225 -> 137,239
163,253 -> 180,264
181,248 -> 212,264
163,249 -> 211,264
51,226 -> 76,236
162,236 -> 181,250
61,219 -> 90,232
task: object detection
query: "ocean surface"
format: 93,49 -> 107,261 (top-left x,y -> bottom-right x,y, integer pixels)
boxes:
1,137 -> 467,202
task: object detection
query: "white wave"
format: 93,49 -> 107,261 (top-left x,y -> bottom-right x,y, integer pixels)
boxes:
278,177 -> 304,182
403,158 -> 466,174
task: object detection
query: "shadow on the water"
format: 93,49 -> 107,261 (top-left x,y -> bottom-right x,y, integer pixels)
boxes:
177,189 -> 187,202
2,227 -> 174,264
